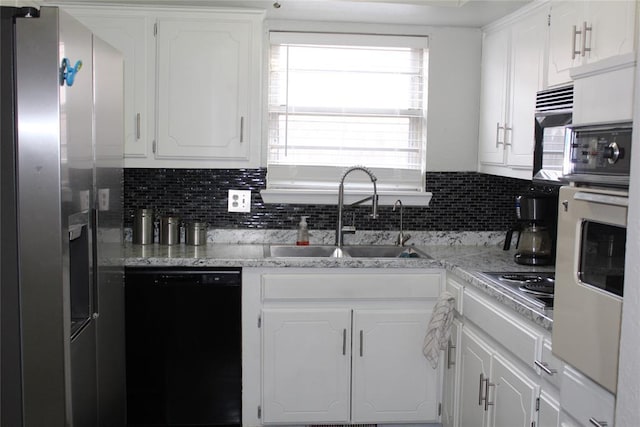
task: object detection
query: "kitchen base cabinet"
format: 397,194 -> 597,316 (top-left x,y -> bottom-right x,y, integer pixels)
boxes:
441,318 -> 461,427
351,309 -> 437,423
261,308 -> 351,424
243,268 -> 444,426
459,325 -> 539,427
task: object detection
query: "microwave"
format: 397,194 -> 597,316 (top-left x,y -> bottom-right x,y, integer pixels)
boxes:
552,185 -> 627,394
533,85 -> 573,183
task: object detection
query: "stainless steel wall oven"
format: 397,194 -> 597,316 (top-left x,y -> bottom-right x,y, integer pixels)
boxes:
553,186 -> 628,394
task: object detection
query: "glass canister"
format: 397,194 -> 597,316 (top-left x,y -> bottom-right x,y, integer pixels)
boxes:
160,216 -> 180,245
133,209 -> 154,244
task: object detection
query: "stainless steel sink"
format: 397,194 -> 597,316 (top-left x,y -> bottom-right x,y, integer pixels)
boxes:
266,245 -> 341,258
342,245 -> 429,259
265,244 -> 430,259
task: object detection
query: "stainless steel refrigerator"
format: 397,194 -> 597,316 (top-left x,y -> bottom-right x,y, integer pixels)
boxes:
0,6 -> 125,426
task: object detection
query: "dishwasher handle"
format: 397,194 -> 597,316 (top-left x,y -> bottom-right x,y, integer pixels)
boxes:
153,272 -> 241,287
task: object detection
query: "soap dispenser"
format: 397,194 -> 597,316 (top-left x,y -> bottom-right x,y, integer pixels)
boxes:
296,216 -> 310,246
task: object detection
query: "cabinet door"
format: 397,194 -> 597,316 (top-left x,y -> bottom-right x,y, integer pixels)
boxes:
442,319 -> 461,427
583,1 -> 636,64
506,9 -> 546,169
156,17 -> 251,161
261,308 -> 351,424
459,327 -> 492,427
489,354 -> 539,427
548,1 -> 584,87
478,27 -> 510,165
538,389 -> 560,427
351,309 -> 438,424
67,10 -> 154,159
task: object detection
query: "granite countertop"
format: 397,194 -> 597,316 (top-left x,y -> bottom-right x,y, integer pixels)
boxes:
123,235 -> 554,331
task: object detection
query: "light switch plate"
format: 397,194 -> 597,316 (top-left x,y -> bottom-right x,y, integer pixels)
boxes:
228,190 -> 251,213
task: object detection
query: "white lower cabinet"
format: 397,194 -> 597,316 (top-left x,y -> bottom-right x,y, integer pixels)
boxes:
262,307 -> 438,424
442,318 -> 461,427
261,308 -> 351,424
248,268 -> 444,426
351,309 -> 437,423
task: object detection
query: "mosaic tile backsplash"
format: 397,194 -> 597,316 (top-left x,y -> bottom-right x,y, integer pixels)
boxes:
124,169 -> 545,231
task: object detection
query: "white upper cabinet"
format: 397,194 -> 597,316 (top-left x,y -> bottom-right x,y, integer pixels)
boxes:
548,0 -> 636,87
63,6 -> 264,168
63,7 -> 155,159
477,26 -> 510,166
155,16 -> 255,163
477,6 -> 547,179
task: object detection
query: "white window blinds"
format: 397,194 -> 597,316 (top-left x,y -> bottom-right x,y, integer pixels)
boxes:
267,31 -> 429,192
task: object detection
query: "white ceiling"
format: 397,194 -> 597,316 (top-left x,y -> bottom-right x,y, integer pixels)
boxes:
49,0 -> 532,27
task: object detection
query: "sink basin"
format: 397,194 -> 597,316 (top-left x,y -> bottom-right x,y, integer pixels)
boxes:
265,244 -> 430,259
343,245 -> 430,259
266,245 -> 340,258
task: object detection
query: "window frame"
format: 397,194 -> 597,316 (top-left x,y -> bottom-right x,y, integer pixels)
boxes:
260,30 -> 432,206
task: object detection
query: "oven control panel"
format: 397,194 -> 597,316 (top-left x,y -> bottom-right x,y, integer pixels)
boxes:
565,123 -> 632,186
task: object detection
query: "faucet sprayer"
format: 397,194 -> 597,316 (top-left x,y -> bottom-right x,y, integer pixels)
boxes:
336,166 -> 379,247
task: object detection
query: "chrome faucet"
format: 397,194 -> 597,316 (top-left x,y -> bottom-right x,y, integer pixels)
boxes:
336,166 -> 379,247
393,199 -> 411,246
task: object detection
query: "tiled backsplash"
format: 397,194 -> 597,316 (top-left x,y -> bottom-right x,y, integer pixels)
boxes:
124,169 -> 535,231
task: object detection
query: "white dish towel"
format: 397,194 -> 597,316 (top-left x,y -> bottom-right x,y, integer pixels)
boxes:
423,291 -> 456,369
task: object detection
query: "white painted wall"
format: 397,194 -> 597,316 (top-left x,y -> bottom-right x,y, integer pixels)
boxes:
614,33 -> 640,427
265,20 -> 482,172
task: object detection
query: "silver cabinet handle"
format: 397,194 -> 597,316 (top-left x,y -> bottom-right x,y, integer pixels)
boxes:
484,376 -> 495,411
581,21 -> 592,57
589,418 -> 608,427
136,113 -> 141,140
534,360 -> 557,376
359,330 -> 363,357
240,116 -> 244,143
342,328 -> 347,355
503,125 -> 513,146
447,340 -> 456,369
572,25 -> 581,59
478,373 -> 485,405
495,122 -> 505,147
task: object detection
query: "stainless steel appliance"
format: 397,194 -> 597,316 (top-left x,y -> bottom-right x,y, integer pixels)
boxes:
564,121 -> 632,187
477,272 -> 555,312
533,85 -> 573,183
0,6 -> 124,426
553,185 -> 628,393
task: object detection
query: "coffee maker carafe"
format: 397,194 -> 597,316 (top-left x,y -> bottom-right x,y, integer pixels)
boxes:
504,188 -> 558,266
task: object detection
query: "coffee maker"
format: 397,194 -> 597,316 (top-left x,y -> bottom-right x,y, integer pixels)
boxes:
504,187 -> 559,265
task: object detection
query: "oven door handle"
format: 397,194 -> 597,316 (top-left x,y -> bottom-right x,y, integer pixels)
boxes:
574,192 -> 628,208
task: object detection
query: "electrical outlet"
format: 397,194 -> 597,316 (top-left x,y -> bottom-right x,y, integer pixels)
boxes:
98,188 -> 110,211
228,190 -> 251,213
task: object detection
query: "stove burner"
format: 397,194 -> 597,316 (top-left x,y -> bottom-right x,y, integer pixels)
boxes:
499,273 -> 555,296
520,282 -> 554,296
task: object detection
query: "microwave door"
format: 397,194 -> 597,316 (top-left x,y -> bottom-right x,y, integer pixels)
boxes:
533,111 -> 572,182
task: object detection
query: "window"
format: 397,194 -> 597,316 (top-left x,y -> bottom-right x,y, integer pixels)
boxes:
264,31 -> 429,201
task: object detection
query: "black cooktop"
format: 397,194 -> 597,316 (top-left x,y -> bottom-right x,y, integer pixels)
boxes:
478,272 -> 555,310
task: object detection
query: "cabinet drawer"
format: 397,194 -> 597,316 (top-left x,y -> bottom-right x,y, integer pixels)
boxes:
463,289 -> 541,366
445,275 -> 464,314
262,273 -> 442,301
537,338 -> 563,390
560,365 -> 615,427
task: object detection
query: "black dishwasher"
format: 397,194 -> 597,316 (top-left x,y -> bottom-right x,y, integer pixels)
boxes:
125,267 -> 241,426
